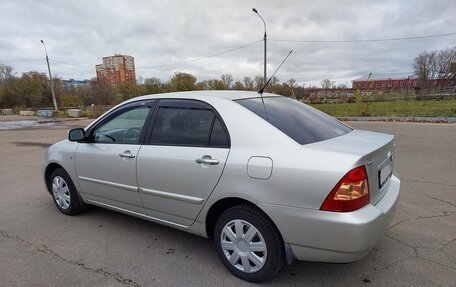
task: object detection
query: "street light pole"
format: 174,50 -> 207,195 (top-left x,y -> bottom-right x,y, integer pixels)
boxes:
40,40 -> 58,111
252,8 -> 267,86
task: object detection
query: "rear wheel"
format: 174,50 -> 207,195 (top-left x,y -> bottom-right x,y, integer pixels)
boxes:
214,204 -> 285,282
49,168 -> 83,215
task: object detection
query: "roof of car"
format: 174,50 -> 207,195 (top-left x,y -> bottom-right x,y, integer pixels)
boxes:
131,90 -> 279,102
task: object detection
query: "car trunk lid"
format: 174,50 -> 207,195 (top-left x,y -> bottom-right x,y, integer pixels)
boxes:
306,130 -> 395,205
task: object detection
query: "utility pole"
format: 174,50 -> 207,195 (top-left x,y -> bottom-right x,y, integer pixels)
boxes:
41,40 -> 58,111
406,76 -> 411,99
252,8 -> 267,86
388,77 -> 392,101
368,72 -> 373,101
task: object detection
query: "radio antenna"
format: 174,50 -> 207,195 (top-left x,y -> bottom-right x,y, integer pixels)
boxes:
258,50 -> 293,94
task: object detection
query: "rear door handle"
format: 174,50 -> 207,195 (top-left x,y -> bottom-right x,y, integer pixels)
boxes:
119,150 -> 136,158
196,156 -> 219,165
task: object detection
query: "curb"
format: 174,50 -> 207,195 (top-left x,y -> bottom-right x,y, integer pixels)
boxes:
338,116 -> 456,123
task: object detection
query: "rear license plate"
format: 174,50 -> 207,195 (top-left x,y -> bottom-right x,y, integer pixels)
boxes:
379,159 -> 393,188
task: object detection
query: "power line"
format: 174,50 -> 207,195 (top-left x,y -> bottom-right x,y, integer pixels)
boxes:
1,31 -> 453,69
0,58 -> 44,63
269,32 -> 456,43
293,71 -> 415,83
42,40 -> 262,70
136,39 -> 262,69
370,71 -> 414,76
50,59 -> 93,68
1,31 -> 454,66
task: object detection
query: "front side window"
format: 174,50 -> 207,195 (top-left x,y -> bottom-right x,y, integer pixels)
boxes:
236,96 -> 352,145
93,106 -> 150,144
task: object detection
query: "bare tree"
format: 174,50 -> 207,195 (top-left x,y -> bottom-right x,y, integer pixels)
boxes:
320,79 -> 331,89
254,75 -> 265,90
414,50 -> 437,92
87,79 -> 114,105
436,46 -> 456,87
337,83 -> 348,89
270,76 -> 280,85
286,78 -> 297,98
242,76 -> 254,90
413,46 -> 456,93
232,81 -> 244,90
220,74 -> 233,89
0,65 -> 14,82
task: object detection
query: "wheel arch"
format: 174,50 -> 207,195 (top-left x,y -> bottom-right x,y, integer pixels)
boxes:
44,162 -> 64,194
205,197 -> 282,241
45,162 -> 88,208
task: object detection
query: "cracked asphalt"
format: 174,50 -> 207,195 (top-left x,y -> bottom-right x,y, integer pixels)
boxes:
0,119 -> 455,286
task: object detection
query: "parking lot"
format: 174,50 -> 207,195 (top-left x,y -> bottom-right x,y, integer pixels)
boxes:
0,119 -> 455,286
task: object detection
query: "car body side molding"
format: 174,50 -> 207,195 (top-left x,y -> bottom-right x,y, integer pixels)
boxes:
78,176 -> 138,193
139,187 -> 205,204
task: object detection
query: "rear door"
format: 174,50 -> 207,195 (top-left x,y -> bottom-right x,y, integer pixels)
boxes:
137,99 -> 230,226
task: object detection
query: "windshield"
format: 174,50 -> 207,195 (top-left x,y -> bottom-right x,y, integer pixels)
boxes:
236,96 -> 352,145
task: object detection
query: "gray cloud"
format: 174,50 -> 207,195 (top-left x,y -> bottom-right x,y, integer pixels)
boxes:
0,0 -> 455,86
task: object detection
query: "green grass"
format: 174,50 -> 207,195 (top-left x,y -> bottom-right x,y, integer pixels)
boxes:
310,99 -> 456,117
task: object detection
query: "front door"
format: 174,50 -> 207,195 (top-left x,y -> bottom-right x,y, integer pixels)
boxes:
137,99 -> 230,226
75,101 -> 154,213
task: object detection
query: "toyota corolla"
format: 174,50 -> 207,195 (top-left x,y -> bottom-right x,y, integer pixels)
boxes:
44,91 -> 400,282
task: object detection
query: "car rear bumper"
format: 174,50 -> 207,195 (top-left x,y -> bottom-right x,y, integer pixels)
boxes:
259,175 -> 400,263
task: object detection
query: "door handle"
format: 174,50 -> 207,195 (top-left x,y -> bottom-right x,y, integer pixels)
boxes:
119,150 -> 136,158
196,156 -> 219,165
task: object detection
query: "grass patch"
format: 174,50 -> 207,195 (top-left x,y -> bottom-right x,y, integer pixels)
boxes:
310,99 -> 456,117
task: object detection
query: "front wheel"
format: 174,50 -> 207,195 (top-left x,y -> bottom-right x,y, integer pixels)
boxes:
49,168 -> 83,215
214,204 -> 285,282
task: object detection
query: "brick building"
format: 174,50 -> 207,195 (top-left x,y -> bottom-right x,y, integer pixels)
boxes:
96,54 -> 136,85
353,76 -> 454,94
22,71 -> 47,81
352,76 -> 418,92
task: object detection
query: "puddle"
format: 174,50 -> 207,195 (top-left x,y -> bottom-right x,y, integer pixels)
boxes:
0,120 -> 60,130
11,141 -> 52,148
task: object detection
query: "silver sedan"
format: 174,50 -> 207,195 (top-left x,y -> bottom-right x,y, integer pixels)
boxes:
44,91 -> 400,282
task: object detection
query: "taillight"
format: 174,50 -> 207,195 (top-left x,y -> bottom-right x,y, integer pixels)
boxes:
320,165 -> 370,212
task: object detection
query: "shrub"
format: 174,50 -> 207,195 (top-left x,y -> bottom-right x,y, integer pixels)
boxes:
354,89 -> 372,116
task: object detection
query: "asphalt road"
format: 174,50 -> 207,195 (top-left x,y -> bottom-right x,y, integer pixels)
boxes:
0,119 -> 455,286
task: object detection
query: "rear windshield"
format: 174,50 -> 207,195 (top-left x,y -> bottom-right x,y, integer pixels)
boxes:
236,97 -> 352,145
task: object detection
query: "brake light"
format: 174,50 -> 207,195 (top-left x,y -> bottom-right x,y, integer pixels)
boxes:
320,165 -> 370,212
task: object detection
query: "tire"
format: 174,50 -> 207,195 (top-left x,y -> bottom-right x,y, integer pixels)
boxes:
49,168 -> 83,215
214,204 -> 285,282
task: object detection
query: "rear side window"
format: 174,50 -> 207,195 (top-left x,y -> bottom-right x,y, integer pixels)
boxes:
236,97 -> 352,145
209,118 -> 229,147
149,100 -> 230,148
151,107 -> 214,146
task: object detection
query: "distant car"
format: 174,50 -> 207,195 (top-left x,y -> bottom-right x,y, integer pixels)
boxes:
44,91 -> 400,282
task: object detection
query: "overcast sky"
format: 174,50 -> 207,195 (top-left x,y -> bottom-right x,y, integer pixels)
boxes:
1,0 -> 455,86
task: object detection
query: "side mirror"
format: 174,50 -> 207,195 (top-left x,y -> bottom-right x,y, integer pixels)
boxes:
68,128 -> 86,142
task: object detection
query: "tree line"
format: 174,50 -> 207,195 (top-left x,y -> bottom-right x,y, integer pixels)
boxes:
413,46 -> 456,93
0,45 -> 454,109
0,66 -> 308,108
